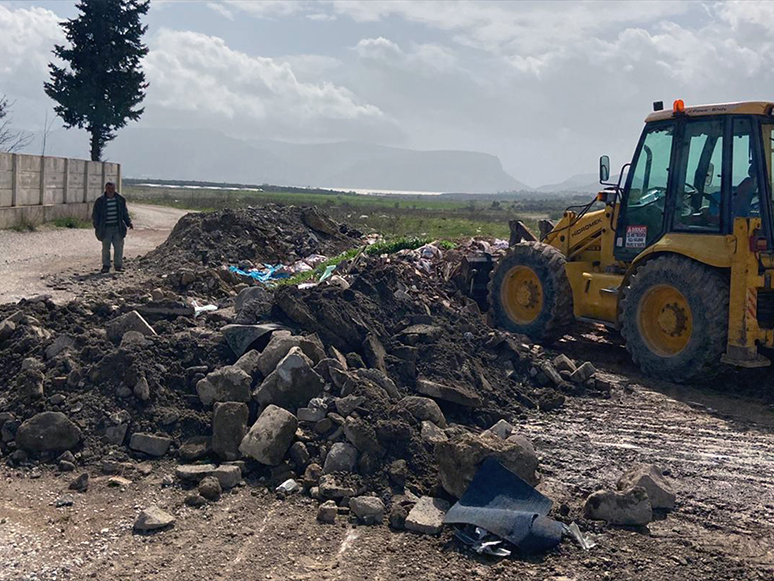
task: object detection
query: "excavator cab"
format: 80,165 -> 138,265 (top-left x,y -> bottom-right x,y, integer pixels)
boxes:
489,101 -> 774,382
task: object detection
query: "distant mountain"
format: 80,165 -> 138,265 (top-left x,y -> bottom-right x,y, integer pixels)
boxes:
536,173 -> 601,193
33,127 -> 528,194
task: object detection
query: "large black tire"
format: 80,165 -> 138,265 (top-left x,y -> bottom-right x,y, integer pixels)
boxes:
488,242 -> 573,342
620,255 -> 729,382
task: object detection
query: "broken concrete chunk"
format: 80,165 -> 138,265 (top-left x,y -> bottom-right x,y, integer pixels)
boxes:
45,334 -> 75,360
350,496 -> 385,524
301,206 -> 339,236
196,366 -> 252,407
570,361 -> 596,384
405,496 -> 450,535
134,506 -> 175,532
362,333 -> 388,374
288,441 -> 310,467
175,464 -> 217,482
106,310 -> 156,343
396,396 -> 447,428
317,499 -> 337,523
318,474 -> 356,499
255,331 -> 303,376
213,464 -> 242,489
133,376 -> 150,401
435,431 -> 538,498
416,378 -> 482,408
344,416 -> 383,456
584,486 -> 652,526
354,368 -> 400,400
485,419 -> 514,440
397,324 -> 442,345
212,402 -> 249,461
323,442 -> 358,474
617,464 -> 676,510
335,395 -> 365,417
198,476 -> 222,500
253,347 -> 324,412
233,349 -> 262,382
421,420 -> 448,445
129,433 -> 172,457
553,354 -> 576,374
136,300 -> 194,319
16,412 -> 81,452
179,436 -> 211,461
238,404 -> 297,465
539,362 -> 563,386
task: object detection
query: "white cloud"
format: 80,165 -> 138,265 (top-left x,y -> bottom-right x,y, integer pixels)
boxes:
143,29 -> 386,138
306,12 -> 336,22
354,37 -> 458,72
219,0 -> 302,19
206,2 -> 234,20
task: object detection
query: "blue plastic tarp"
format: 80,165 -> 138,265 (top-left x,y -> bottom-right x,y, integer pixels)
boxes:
229,264 -> 290,284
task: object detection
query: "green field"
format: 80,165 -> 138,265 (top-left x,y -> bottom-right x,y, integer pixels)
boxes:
124,183 -> 588,240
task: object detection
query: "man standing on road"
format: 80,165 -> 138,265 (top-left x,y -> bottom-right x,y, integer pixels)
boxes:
92,181 -> 133,273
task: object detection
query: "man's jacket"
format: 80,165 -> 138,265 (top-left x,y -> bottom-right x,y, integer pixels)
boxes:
92,193 -> 133,241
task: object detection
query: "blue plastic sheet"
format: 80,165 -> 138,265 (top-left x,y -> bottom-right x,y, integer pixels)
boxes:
229,264 -> 290,284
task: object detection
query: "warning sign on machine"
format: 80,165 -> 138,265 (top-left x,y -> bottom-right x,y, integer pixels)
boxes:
625,225 -> 647,248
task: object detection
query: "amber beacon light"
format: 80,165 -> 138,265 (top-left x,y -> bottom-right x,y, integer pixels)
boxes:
673,99 -> 685,113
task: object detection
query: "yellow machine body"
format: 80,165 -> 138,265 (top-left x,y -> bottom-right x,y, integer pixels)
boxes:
526,100 -> 774,369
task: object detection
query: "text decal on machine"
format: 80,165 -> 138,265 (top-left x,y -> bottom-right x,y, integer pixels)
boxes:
626,225 -> 647,248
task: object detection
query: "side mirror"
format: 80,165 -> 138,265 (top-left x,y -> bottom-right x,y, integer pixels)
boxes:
599,155 -> 610,183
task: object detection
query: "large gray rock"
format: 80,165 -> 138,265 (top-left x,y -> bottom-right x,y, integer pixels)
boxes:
362,333 -> 388,374
323,442 -> 358,474
435,432 -> 538,498
405,496 -> 450,535
106,310 -> 156,343
344,416 -> 383,456
253,347 -> 324,411
617,464 -> 676,510
212,402 -> 249,461
421,421 -> 448,445
350,496 -> 385,524
256,332 -> 325,376
16,412 -> 81,452
354,368 -> 400,400
395,396 -> 447,427
301,206 -> 339,236
134,506 -> 175,532
196,366 -> 252,407
238,405 -> 297,465
584,486 -> 653,525
129,433 -> 172,457
416,378 -> 482,408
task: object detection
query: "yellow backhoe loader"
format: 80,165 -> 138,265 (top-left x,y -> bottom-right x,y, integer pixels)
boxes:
489,100 -> 774,382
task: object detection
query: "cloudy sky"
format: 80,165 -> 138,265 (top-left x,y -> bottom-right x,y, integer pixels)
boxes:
2,0 -> 774,187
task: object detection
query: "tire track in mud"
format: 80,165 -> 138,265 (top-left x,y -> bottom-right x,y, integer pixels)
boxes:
521,380 -> 774,572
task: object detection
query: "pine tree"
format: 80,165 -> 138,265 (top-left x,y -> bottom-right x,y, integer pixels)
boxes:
44,0 -> 150,161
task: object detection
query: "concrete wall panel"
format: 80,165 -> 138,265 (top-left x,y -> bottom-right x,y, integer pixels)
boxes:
0,189 -> 11,207
0,153 -> 12,171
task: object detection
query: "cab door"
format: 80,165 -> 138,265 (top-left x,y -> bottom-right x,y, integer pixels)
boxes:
615,120 -> 676,261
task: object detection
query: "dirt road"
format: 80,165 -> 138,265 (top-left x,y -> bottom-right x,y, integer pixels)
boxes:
0,203 -> 186,303
1,351 -> 773,581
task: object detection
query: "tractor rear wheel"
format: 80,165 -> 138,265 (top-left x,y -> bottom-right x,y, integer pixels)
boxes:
620,255 -> 728,382
488,242 -> 573,342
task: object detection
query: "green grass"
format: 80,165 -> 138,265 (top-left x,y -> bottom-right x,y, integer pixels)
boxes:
124,183 -> 586,240
9,218 -> 37,232
50,216 -> 92,229
277,247 -> 363,286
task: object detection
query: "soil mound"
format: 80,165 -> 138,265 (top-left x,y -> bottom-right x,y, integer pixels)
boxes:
140,204 -> 357,272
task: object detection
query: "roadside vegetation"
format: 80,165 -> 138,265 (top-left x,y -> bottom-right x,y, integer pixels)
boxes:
124,182 -> 588,240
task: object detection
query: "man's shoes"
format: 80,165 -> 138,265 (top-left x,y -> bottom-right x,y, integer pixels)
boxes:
100,266 -> 110,273
114,266 -> 124,272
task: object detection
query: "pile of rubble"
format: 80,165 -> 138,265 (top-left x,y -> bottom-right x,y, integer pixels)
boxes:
0,204 -> 675,554
140,204 -> 359,273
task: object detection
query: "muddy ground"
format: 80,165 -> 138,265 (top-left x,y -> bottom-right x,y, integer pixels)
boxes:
2,334 -> 773,581
1,206 -> 773,581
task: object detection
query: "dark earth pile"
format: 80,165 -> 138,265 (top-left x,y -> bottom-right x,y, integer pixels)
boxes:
140,204 -> 359,272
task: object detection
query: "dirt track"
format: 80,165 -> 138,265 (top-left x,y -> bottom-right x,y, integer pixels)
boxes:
0,203 -> 187,303
2,339 -> 773,581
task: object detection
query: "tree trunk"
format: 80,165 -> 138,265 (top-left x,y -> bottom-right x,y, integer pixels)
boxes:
89,126 -> 102,161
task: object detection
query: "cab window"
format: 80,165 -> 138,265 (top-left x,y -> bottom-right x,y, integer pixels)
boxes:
763,122 -> 774,216
732,118 -> 760,218
672,119 -> 723,232
621,124 -> 673,250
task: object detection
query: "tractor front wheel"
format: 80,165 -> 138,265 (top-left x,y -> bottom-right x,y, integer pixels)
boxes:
488,242 -> 573,342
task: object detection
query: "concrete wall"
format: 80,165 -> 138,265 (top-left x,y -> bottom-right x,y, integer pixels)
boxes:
0,152 -> 120,228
